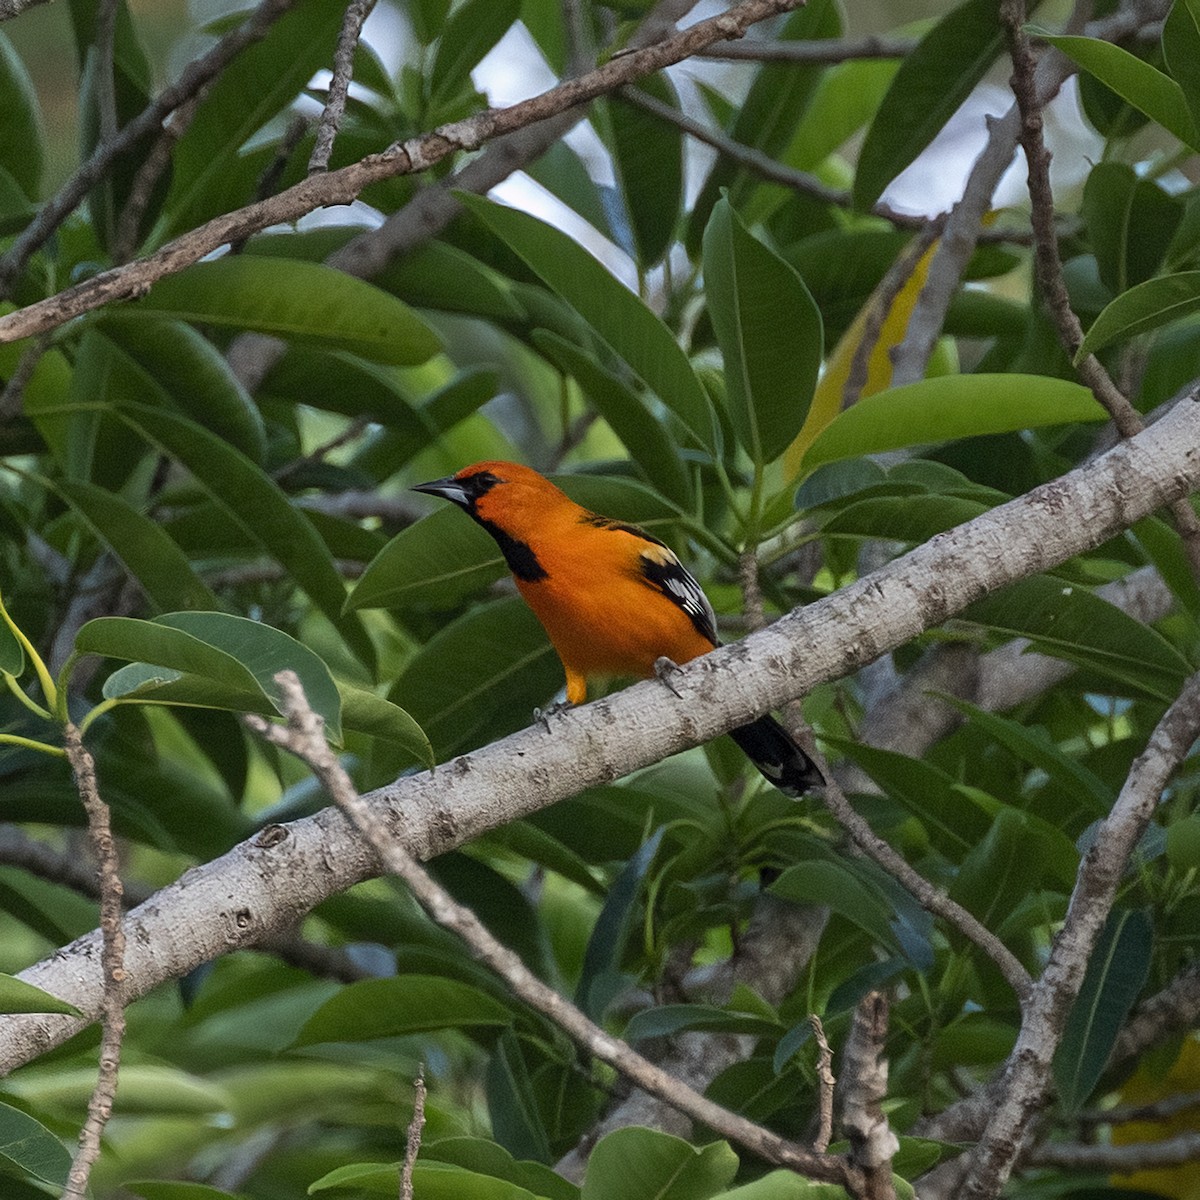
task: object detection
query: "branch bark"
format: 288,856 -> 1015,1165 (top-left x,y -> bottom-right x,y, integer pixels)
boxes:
0,395 -> 1196,1076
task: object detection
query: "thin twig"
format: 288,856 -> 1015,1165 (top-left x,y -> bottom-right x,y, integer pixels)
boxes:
800,737 -> 1033,1002
699,34 -> 917,62
1027,1133 -> 1200,1170
839,993 -> 898,1200
0,334 -> 49,419
1078,1088 -> 1200,1129
310,0 -> 377,174
60,723 -> 126,1200
0,0 -> 808,342
961,671 -> 1200,1199
1002,0 -> 1200,581
810,1014 -> 835,1154
400,1065 -> 426,1200
248,670 -> 860,1191
0,0 -> 299,298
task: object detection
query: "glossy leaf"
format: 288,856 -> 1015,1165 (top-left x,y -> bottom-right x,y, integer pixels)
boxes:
605,76 -> 683,267
163,0 -> 345,235
311,1160 -> 552,1198
802,374 -> 1106,468
533,331 -> 692,508
128,257 -> 442,366
373,239 -> 525,321
430,0 -> 520,105
1163,0 -> 1200,140
624,1003 -> 781,1043
80,611 -> 343,741
1054,908 -> 1152,1113
115,403 -> 376,670
293,975 -> 511,1046
0,33 -> 42,200
1035,31 -> 1199,149
961,574 -> 1192,702
702,199 -> 822,464
337,682 -> 433,768
1077,271 -> 1200,360
581,1127 -> 738,1200
770,861 -> 904,957
425,1137 -> 579,1200
718,1173 -> 851,1199
0,974 -> 80,1015
856,0 -> 1024,210
0,1101 -> 70,1187
1082,163 -> 1183,294
389,597 -> 562,759
487,1028 -> 553,1163
92,315 -> 267,462
54,480 -> 218,614
126,1184 -> 244,1200
459,193 -> 716,450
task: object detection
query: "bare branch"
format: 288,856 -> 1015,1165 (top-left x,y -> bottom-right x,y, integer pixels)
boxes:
1028,1133 -> 1200,1170
0,0 -> 299,297
961,670 -> 1200,1198
251,671 -> 857,1189
1,400 -> 1197,1076
699,34 -> 918,62
811,1014 -> 835,1154
839,992 -> 898,1200
309,0 -> 377,175
0,0 -> 809,343
400,1065 -> 426,1200
60,723 -> 126,1200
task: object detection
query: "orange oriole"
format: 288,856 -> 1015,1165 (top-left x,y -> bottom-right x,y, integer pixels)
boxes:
412,461 -> 823,796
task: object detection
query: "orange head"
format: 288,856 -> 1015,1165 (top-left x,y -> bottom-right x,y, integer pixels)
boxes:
412,461 -> 580,582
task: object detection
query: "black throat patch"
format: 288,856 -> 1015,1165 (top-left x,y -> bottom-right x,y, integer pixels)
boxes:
473,514 -> 548,582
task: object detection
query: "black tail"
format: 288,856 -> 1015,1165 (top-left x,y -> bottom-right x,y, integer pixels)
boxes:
728,714 -> 825,796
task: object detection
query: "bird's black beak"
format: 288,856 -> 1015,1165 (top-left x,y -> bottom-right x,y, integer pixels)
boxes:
411,475 -> 471,508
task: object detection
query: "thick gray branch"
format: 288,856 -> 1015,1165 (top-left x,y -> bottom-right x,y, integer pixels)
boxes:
0,396 -> 1197,1074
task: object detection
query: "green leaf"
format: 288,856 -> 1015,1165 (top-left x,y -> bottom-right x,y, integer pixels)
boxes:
605,76 -> 683,267
92,315 -> 267,463
856,0 -> 1027,210
1163,0 -> 1200,141
388,597 -> 562,760
1077,270 -> 1200,360
80,611 -> 343,741
533,331 -> 692,509
801,374 -> 1106,468
425,1137 -> 579,1200
0,608 -> 24,677
770,860 -> 903,956
0,32 -> 43,200
1054,908 -> 1153,1113
717,1173 -> 851,1199
624,1004 -> 781,1044
1035,30 -> 1200,149
949,808 -> 1056,935
581,1128 -> 738,1200
827,738 -> 993,855
337,682 -> 432,768
0,1100 -> 71,1188
162,0 -> 345,236
459,193 -> 716,450
702,199 -> 822,465
961,574 -> 1192,702
127,1184 -> 244,1200
54,480 -> 218,614
1081,163 -> 1183,295
430,0 -> 520,105
115,403 -> 376,671
127,1183 -> 244,1200
824,494 -> 993,544
487,1028 -> 553,1163
0,974 -> 80,1015
293,975 -> 511,1046
128,257 -> 442,366
311,1160 -> 554,1197
373,239 -> 524,321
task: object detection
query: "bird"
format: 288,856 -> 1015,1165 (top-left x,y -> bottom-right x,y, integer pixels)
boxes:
412,460 -> 824,796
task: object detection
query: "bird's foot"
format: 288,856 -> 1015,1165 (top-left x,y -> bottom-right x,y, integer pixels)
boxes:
534,699 -> 573,732
653,656 -> 684,698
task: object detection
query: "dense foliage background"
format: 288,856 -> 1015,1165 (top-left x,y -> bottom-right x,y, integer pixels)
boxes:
0,0 -> 1199,1197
